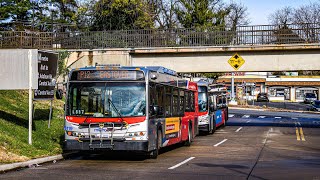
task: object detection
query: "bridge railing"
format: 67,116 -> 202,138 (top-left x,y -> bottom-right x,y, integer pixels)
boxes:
0,23 -> 319,49
0,31 -> 53,49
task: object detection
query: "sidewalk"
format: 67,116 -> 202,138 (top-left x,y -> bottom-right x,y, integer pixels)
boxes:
0,154 -> 65,172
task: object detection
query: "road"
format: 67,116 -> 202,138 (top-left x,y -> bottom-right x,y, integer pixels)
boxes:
1,109 -> 320,180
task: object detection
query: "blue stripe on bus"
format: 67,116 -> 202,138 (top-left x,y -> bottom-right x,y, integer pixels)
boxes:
215,110 -> 222,125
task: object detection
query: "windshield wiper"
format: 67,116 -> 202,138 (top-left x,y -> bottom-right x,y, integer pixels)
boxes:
107,98 -> 125,124
79,115 -> 91,126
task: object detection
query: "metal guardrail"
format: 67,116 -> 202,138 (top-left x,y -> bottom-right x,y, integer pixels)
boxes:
0,24 -> 319,49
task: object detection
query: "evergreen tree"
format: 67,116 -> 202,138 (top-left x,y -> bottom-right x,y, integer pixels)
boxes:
50,0 -> 78,32
175,0 -> 229,28
91,0 -> 154,30
0,0 -> 33,30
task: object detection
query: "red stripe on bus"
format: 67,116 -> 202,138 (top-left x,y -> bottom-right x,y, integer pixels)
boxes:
65,116 -> 146,124
198,111 -> 208,116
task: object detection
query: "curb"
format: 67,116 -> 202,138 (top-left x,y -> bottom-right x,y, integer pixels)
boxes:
0,153 -> 75,172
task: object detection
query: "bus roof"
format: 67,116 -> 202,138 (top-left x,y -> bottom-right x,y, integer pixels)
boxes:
72,65 -> 177,76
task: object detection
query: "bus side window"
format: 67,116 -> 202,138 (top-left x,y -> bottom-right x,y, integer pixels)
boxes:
222,95 -> 227,107
190,91 -> 195,112
172,88 -> 179,116
165,86 -> 172,117
155,84 -> 165,117
179,90 -> 185,115
185,91 -> 190,112
217,95 -> 223,108
149,83 -> 157,117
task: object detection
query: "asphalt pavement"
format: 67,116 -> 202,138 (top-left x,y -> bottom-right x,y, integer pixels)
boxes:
1,109 -> 320,180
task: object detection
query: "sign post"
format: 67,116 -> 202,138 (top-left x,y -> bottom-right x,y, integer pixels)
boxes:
28,50 -> 34,145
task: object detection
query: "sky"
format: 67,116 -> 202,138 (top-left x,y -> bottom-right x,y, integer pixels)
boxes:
227,0 -> 320,25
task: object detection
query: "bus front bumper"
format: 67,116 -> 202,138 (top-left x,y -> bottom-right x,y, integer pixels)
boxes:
198,124 -> 209,132
64,140 -> 149,151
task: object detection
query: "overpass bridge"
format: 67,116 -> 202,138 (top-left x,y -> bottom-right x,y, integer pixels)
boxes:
1,23 -> 319,72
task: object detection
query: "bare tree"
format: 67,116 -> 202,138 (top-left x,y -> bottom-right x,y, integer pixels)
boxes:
268,6 -> 294,25
226,2 -> 250,30
293,2 -> 320,24
149,0 -> 179,29
293,2 -> 320,43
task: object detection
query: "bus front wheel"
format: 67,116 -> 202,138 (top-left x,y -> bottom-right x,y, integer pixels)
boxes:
150,129 -> 162,159
184,124 -> 192,146
209,117 -> 216,134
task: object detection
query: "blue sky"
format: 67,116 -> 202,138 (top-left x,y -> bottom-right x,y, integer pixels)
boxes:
227,0 -> 320,25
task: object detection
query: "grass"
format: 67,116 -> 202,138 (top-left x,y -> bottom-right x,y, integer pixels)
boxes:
0,90 -> 65,163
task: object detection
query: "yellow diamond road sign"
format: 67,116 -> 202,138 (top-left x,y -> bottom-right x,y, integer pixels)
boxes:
228,53 -> 245,70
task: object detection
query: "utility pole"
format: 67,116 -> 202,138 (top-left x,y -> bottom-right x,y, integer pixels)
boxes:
229,72 -> 237,105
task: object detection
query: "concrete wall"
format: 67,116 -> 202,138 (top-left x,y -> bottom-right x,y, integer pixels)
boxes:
65,45 -> 320,72
66,50 -> 130,69
131,49 -> 320,72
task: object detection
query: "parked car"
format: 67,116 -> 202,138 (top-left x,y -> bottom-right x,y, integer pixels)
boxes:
309,100 -> 320,111
304,93 -> 317,103
257,93 -> 269,102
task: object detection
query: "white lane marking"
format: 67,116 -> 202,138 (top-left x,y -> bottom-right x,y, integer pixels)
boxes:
214,139 -> 228,147
242,115 -> 250,118
228,114 -> 235,118
215,132 -> 229,134
258,116 -> 266,118
246,120 -> 251,123
274,117 -> 282,119
292,117 -> 298,120
168,157 -> 195,170
262,128 -> 272,144
235,127 -> 243,132
298,122 -> 301,126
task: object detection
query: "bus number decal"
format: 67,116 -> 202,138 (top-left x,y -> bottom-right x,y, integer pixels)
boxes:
72,109 -> 85,115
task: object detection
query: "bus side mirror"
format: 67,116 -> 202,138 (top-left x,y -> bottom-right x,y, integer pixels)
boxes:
150,105 -> 159,116
56,89 -> 63,100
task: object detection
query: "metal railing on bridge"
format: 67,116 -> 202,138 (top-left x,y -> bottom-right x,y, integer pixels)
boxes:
0,23 -> 319,49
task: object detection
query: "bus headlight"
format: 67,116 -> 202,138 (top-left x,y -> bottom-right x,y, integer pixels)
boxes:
125,131 -> 146,138
199,115 -> 209,123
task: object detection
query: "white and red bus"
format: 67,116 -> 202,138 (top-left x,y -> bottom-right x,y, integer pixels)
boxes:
63,65 -> 198,158
197,80 -> 228,134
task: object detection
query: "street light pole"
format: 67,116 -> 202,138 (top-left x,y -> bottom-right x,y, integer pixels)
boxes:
229,72 -> 237,105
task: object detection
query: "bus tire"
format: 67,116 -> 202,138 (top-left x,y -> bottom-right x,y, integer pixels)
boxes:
184,123 -> 192,146
150,129 -> 161,159
209,116 -> 216,134
225,108 -> 229,121
221,111 -> 226,128
212,117 -> 216,134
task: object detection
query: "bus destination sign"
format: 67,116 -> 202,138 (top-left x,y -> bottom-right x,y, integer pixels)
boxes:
71,70 -> 144,81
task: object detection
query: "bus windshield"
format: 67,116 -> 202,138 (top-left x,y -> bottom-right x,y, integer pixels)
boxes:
198,86 -> 208,112
67,82 -> 146,117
